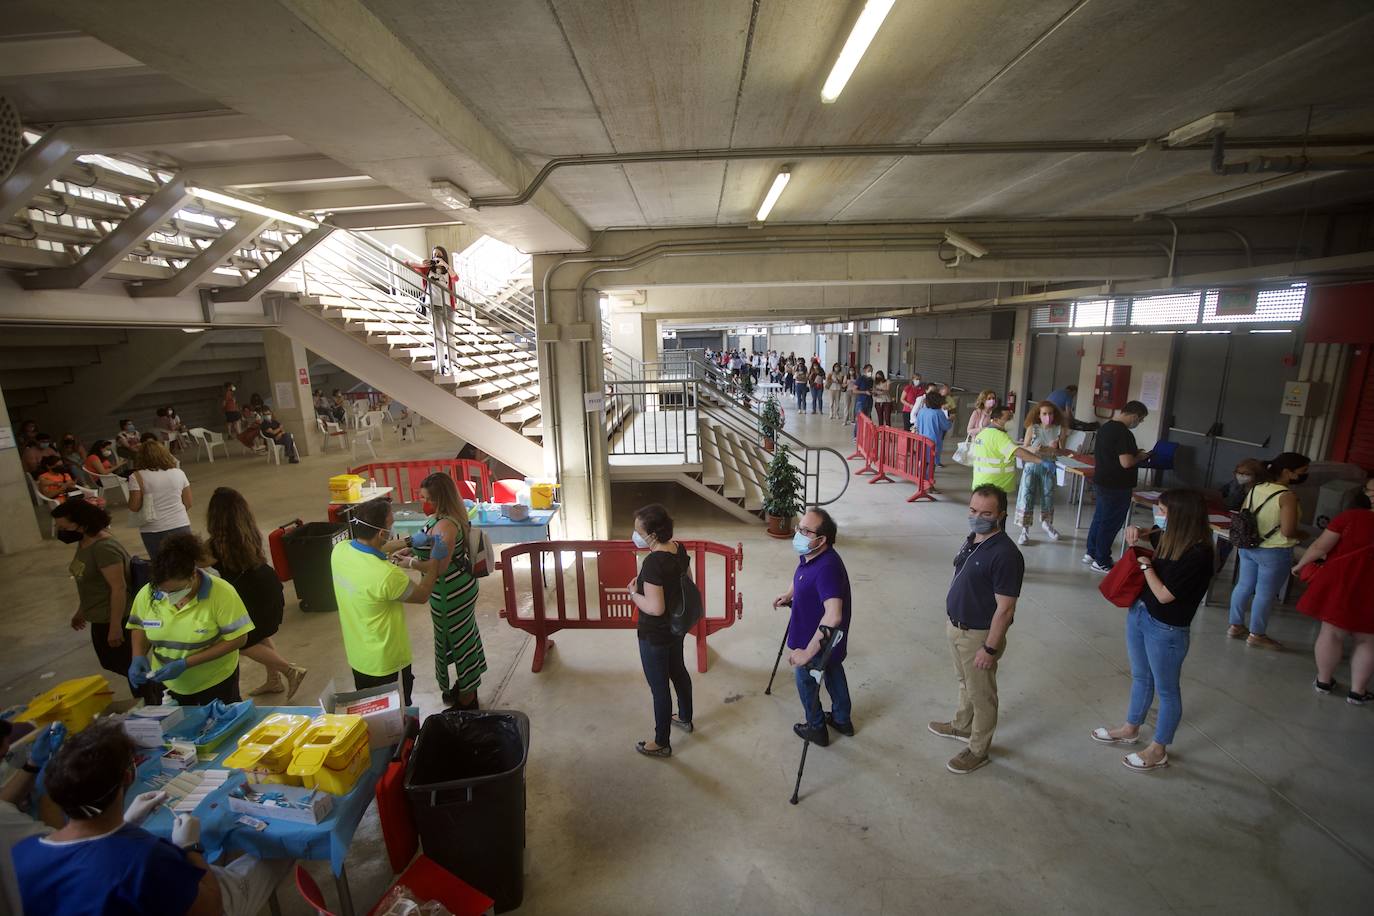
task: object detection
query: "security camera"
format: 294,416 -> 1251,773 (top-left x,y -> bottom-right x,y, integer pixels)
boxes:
943,229 -> 988,259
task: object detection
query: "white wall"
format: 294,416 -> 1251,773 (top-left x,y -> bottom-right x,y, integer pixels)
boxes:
363,228 -> 429,260
767,333 -> 817,358
1074,332 -> 1175,446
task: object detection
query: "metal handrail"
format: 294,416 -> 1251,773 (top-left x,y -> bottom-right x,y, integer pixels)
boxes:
604,378 -> 697,462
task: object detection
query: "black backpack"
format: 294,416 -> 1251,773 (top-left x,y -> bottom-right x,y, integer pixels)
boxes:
670,567 -> 704,637
1230,487 -> 1287,549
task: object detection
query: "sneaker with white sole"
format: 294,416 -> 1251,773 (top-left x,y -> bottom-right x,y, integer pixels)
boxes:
946,748 -> 990,774
1017,529 -> 1030,546
1090,561 -> 1113,573
927,721 -> 971,742
1348,691 -> 1373,706
1313,678 -> 1336,695
1042,522 -> 1061,541
1081,553 -> 1094,564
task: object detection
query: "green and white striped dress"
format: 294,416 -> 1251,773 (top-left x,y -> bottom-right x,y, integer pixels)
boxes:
418,515 -> 486,694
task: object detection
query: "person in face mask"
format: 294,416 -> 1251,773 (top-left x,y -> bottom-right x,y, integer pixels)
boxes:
127,533 -> 254,705
929,485 -> 1024,775
1227,452 -> 1312,650
771,508 -> 853,747
1219,458 -> 1264,511
850,365 -> 875,440
966,389 -> 999,439
50,499 -> 141,697
1103,489 -> 1214,771
626,504 -> 693,758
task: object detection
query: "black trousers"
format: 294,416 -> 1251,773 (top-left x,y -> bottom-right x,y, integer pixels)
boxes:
168,667 -> 241,706
353,665 -> 414,706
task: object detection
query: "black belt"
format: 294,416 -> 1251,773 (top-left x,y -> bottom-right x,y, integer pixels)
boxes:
949,619 -> 988,631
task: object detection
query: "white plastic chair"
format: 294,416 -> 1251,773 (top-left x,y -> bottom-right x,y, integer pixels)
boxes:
349,399 -> 368,429
396,411 -> 421,442
264,441 -> 286,465
361,410 -> 389,442
27,476 -> 97,536
188,427 -> 229,463
317,417 -> 348,452
351,428 -> 377,462
96,472 -> 131,505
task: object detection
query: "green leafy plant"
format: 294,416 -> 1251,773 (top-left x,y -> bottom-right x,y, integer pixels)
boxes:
759,395 -> 783,442
764,443 -> 805,521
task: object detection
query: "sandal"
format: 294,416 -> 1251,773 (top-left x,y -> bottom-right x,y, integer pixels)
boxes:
671,715 -> 694,733
1090,726 -> 1139,745
1122,751 -> 1169,772
635,740 -> 672,758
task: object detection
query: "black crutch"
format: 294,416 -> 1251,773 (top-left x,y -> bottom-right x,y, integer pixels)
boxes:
788,625 -> 845,805
764,614 -> 790,695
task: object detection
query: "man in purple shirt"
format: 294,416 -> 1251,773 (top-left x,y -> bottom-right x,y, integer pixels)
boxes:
773,507 -> 854,746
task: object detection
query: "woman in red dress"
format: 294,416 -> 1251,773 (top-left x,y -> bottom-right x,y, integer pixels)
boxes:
1294,477 -> 1374,705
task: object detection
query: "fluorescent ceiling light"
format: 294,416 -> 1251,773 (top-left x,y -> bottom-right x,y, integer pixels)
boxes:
756,167 -> 792,222
1164,111 -> 1235,147
187,186 -> 318,229
429,179 -> 472,210
821,0 -> 896,104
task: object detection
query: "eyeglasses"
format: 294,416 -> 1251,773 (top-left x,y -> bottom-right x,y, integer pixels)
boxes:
797,526 -> 818,536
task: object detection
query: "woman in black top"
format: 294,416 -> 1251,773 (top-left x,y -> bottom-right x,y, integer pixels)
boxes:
627,503 -> 693,758
206,487 -> 308,701
1092,489 -> 1213,772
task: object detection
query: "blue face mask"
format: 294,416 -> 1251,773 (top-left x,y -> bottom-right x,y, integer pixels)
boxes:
1153,512 -> 1168,530
792,531 -> 817,555
632,531 -> 651,549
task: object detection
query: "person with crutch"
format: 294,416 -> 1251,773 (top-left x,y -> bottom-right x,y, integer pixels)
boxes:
772,507 -> 853,747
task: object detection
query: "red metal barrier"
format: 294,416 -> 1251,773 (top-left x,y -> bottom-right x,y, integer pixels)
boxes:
867,426 -> 938,502
348,459 -> 493,504
500,539 -> 745,673
847,412 -> 880,475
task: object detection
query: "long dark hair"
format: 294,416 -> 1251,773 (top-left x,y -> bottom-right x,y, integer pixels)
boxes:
206,487 -> 266,571
1156,489 -> 1212,562
431,245 -> 450,265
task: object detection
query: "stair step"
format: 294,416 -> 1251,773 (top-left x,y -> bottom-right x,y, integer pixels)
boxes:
500,404 -> 540,425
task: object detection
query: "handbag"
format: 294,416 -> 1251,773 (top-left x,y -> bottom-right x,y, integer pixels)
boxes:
126,471 -> 159,528
952,437 -> 973,466
1099,546 -> 1154,608
670,570 -> 704,637
466,525 -> 492,578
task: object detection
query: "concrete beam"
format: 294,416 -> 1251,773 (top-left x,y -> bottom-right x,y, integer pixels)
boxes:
0,35 -> 143,78
21,175 -> 192,289
60,112 -> 289,153
184,157 -> 370,189
129,216 -> 274,298
58,0 -> 592,252
0,273 -> 279,329
269,187 -> 424,213
1,131 -> 80,222
210,225 -> 334,303
329,208 -> 462,230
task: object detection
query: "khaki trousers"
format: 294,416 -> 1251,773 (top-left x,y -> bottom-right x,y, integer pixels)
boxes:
946,620 -> 1005,757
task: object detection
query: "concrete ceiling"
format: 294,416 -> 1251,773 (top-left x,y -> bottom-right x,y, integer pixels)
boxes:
3,0 -> 1373,259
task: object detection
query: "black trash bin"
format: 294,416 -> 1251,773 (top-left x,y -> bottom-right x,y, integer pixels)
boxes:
282,521 -> 348,612
405,709 -> 530,912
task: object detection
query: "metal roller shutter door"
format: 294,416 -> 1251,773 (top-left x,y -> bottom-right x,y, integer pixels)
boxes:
952,339 -> 1011,396
913,339 -> 954,383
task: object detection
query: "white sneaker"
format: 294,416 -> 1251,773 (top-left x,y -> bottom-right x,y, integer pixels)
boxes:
1042,522 -> 1061,541
1017,529 -> 1030,546
1081,553 -> 1094,564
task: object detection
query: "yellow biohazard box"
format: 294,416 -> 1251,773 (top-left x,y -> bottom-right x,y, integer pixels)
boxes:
287,714 -> 371,795
18,675 -> 114,734
329,474 -> 365,503
529,481 -> 558,509
223,713 -> 312,785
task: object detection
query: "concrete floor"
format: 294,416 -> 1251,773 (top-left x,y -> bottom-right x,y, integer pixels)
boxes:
4,413 -> 1373,915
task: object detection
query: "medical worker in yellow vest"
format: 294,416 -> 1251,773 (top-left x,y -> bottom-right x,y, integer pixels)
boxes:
127,533 -> 254,705
330,498 -> 442,706
970,404 -> 1052,496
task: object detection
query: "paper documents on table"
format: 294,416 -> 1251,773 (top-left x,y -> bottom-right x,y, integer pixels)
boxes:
1136,490 -> 1162,500
1055,455 -> 1092,470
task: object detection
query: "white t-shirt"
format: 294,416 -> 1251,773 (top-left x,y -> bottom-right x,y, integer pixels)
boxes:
1,800 -> 52,915
128,467 -> 192,532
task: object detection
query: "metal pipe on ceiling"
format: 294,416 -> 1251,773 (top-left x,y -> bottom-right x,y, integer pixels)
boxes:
1211,132 -> 1374,176
478,134 -> 1374,208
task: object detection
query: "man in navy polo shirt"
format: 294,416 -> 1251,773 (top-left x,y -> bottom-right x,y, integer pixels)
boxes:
773,507 -> 853,747
929,484 -> 1025,774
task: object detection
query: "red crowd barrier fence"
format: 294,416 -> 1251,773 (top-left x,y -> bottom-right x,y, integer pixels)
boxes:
500,539 -> 744,673
867,426 -> 938,502
348,459 -> 493,503
847,412 -> 881,476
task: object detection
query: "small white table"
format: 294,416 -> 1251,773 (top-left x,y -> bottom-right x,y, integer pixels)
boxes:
329,485 -> 394,504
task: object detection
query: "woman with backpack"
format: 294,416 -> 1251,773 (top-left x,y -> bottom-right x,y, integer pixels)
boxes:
1227,452 -> 1311,650
1093,489 -> 1214,771
1293,477 -> 1374,705
627,503 -> 693,758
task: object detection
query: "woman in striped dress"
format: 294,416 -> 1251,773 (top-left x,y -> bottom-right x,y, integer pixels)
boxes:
416,472 -> 486,708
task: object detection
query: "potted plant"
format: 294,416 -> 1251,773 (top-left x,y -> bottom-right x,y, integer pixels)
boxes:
764,444 -> 805,538
759,395 -> 782,452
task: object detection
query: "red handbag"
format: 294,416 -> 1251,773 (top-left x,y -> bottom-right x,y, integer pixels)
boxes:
1099,546 -> 1154,607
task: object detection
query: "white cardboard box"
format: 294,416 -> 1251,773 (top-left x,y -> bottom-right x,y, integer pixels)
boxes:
228,782 -> 334,825
318,679 -> 403,749
123,705 -> 187,748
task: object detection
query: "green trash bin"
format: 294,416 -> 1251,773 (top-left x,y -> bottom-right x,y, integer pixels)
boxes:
282,521 -> 348,612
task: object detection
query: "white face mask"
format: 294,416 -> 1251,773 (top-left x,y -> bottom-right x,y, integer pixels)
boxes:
631,531 -> 651,549
985,399 -> 996,408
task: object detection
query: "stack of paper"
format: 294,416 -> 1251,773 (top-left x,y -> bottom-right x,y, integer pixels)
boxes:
164,769 -> 231,813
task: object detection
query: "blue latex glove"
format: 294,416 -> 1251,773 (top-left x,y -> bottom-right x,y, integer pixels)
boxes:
27,723 -> 66,769
128,656 -> 152,687
409,529 -> 432,548
428,533 -> 449,563
150,658 -> 188,683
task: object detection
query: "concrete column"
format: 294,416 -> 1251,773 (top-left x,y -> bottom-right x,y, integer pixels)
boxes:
640,315 -> 660,366
0,386 -> 46,553
262,330 -> 315,457
607,309 -> 659,366
533,256 -> 611,539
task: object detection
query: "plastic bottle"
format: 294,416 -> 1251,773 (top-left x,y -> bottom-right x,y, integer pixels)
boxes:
367,474 -> 376,492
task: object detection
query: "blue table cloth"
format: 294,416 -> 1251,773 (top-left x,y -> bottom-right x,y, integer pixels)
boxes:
127,704 -> 410,875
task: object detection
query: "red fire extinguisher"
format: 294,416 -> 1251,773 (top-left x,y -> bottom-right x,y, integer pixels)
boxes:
269,519 -> 303,582
1006,390 -> 1017,413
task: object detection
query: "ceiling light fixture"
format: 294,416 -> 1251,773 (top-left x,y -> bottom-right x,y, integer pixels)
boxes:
756,166 -> 792,221
820,0 -> 896,104
186,186 -> 318,229
429,179 -> 472,210
1164,111 -> 1235,147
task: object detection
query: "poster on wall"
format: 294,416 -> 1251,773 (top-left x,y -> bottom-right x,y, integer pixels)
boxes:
1139,371 -> 1164,410
1047,304 -> 1071,326
274,381 -> 296,410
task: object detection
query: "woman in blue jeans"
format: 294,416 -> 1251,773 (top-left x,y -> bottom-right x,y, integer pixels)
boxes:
1091,489 -> 1213,772
850,365 -> 874,439
627,503 -> 693,759
1227,452 -> 1310,650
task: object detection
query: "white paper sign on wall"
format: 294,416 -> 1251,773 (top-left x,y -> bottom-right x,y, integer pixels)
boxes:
274,381 -> 296,410
584,391 -> 605,413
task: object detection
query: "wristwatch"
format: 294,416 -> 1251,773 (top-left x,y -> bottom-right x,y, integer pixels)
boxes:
982,644 -> 999,656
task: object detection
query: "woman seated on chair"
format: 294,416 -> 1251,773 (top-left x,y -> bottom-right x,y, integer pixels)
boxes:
37,455 -> 84,502
84,440 -> 132,479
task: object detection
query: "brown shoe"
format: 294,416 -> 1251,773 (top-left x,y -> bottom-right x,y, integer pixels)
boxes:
1226,625 -> 1249,639
927,721 -> 971,742
1247,634 -> 1284,651
946,748 -> 990,774
283,666 -> 309,703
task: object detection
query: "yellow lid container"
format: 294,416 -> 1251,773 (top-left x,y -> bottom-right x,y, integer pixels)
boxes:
18,675 -> 113,734
529,482 -> 557,509
294,738 -> 370,795
329,474 -> 365,502
288,713 -> 368,769
223,713 -> 311,776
